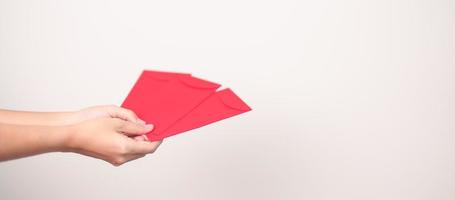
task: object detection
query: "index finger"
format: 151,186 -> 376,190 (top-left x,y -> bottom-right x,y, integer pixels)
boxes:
108,106 -> 145,125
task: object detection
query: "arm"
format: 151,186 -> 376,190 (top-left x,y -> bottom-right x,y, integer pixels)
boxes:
0,109 -> 74,126
0,123 -> 69,161
0,105 -> 145,126
0,105 -> 161,166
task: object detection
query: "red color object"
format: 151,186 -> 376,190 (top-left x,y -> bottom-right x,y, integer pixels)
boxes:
122,70 -> 251,141
152,88 -> 251,141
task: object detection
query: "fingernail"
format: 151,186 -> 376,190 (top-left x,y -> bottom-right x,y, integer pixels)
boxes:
142,135 -> 149,141
133,135 -> 145,141
145,124 -> 154,131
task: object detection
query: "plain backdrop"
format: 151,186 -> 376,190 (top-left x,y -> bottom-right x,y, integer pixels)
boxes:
0,0 -> 454,199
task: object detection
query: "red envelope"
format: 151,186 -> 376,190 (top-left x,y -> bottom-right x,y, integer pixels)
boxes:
122,70 -> 251,141
121,70 -> 221,140
149,88 -> 252,141
122,70 -> 189,122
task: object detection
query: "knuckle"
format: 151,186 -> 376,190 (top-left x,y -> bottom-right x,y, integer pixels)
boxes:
126,109 -> 137,117
114,142 -> 129,155
111,156 -> 126,166
111,161 -> 121,167
112,118 -> 126,127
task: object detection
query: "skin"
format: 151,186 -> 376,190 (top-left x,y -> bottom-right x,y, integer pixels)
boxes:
0,105 -> 162,166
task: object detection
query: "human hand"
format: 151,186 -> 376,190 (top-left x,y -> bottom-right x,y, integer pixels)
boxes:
0,105 -> 161,164
68,105 -> 144,124
67,105 -> 150,141
64,117 -> 161,166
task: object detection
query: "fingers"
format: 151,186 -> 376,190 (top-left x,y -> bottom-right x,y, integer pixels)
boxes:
132,135 -> 148,141
113,119 -> 154,136
107,106 -> 145,125
127,140 -> 163,155
109,140 -> 162,166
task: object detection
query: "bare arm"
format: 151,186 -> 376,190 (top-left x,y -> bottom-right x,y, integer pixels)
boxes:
0,123 -> 68,160
0,105 -> 162,166
0,105 -> 145,126
0,109 -> 73,126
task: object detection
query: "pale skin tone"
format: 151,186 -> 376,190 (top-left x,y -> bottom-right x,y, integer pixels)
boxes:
0,105 -> 162,166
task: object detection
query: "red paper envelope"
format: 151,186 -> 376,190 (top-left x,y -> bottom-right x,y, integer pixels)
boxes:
149,88 -> 252,141
122,70 -> 189,121
121,70 -> 221,140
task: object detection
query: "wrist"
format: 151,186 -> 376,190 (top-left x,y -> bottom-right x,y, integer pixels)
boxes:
60,111 -> 82,125
17,125 -> 75,153
56,124 -> 79,153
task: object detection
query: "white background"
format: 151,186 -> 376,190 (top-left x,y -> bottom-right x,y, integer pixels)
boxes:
1,0 -> 454,199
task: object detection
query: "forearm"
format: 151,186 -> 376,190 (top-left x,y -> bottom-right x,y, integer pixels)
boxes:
0,109 -> 74,126
0,123 -> 70,161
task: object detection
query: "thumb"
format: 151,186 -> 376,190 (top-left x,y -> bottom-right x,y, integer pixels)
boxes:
115,120 -> 154,136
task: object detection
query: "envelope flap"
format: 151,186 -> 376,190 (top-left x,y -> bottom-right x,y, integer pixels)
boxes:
218,88 -> 252,111
143,70 -> 190,81
178,76 -> 221,89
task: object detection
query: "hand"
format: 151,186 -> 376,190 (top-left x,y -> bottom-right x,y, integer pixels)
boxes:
68,105 -> 145,125
65,117 -> 161,166
0,105 -> 162,164
68,105 -> 149,141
